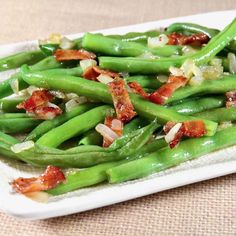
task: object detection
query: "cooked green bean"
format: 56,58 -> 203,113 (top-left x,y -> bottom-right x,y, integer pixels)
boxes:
107,125 -> 236,183
78,130 -> 102,146
0,97 -> 25,112
26,103 -> 95,141
99,18 -> 236,74
36,105 -> 112,148
0,50 -> 45,72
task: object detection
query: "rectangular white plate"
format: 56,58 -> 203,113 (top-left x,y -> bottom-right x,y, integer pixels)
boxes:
0,10 -> 236,220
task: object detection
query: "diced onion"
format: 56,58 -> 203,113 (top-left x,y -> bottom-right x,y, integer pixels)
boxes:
217,121 -> 233,131
182,46 -> 198,55
39,33 -> 62,45
24,192 -> 49,203
228,53 -> 236,74
80,59 -> 97,72
200,65 -> 223,80
60,37 -> 75,50
147,34 -> 169,48
27,86 -> 39,95
180,59 -> 195,79
111,119 -> 123,130
95,124 -> 119,142
189,76 -> 204,86
11,141 -> 34,153
210,58 -> 222,67
164,123 -> 182,143
65,97 -> 87,112
10,79 -> 19,94
169,66 -> 184,76
50,90 -> 66,99
157,75 -> 168,83
97,74 -> 114,84
138,51 -> 157,59
66,93 -> 79,100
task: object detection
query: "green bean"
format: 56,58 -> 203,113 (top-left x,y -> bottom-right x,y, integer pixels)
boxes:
39,44 -> 59,56
78,130 -> 102,146
82,33 -> 182,58
20,66 -> 218,136
98,18 -> 236,74
195,107 -> 236,122
167,75 -> 236,104
0,97 -> 25,112
170,96 -> 225,115
25,104 -> 95,141
0,113 -> 29,119
125,75 -> 162,89
0,56 -> 63,99
0,50 -> 45,72
166,22 -> 219,38
36,105 -> 112,148
107,125 -> 236,183
123,117 -> 148,134
0,118 -> 41,133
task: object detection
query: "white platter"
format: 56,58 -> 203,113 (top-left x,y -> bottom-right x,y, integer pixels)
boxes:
0,10 -> 236,220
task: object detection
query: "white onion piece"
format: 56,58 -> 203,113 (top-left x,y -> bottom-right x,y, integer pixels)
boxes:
189,76 -> 204,86
180,59 -> 195,78
218,121 -> 233,131
147,34 -> 169,48
157,75 -> 168,83
169,66 -> 184,76
182,46 -> 198,55
95,124 -> 119,142
60,37 -> 75,50
39,33 -> 62,45
80,59 -> 97,72
10,79 -> 19,94
65,97 -> 87,112
50,90 -> 66,99
27,85 -> 39,95
24,192 -> 49,203
210,58 -> 222,67
228,53 -> 236,74
164,123 -> 182,144
97,74 -> 113,84
11,141 -> 34,153
111,119 -> 123,130
66,93 -> 79,100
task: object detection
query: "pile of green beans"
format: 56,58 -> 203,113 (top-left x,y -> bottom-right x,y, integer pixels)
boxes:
0,18 -> 236,196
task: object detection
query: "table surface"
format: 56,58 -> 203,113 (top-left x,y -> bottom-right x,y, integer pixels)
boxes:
0,0 -> 236,235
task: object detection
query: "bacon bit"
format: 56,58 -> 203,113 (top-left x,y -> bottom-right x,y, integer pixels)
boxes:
103,116 -> 123,147
83,66 -> 120,81
11,165 -> 65,194
164,120 -> 206,148
54,49 -> 96,61
17,90 -> 62,119
108,79 -> 136,123
167,32 -> 210,46
226,90 -> 236,107
128,82 -> 149,99
149,76 -> 188,105
17,90 -> 54,112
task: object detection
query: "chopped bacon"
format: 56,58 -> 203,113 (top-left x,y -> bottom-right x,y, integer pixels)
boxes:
164,120 -> 206,148
103,116 -> 123,147
167,32 -> 210,46
54,49 -> 96,61
17,90 -> 54,112
11,165 -> 65,194
128,82 -> 149,99
225,90 -> 236,107
83,66 -> 120,81
108,79 -> 136,123
17,90 -> 62,119
149,76 -> 188,105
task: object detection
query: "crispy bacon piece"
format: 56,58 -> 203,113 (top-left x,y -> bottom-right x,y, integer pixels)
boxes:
54,49 -> 96,61
164,120 -> 206,148
83,66 -> 120,81
128,82 -> 149,99
108,79 -> 136,123
103,116 -> 123,147
17,90 -> 54,112
149,76 -> 188,105
167,32 -> 210,46
17,90 -> 62,119
225,90 -> 236,107
11,165 -> 65,194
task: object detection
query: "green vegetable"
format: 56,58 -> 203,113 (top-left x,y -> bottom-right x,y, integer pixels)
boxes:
107,125 -> 236,183
78,130 -> 102,146
0,97 -> 25,112
0,50 -> 45,72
